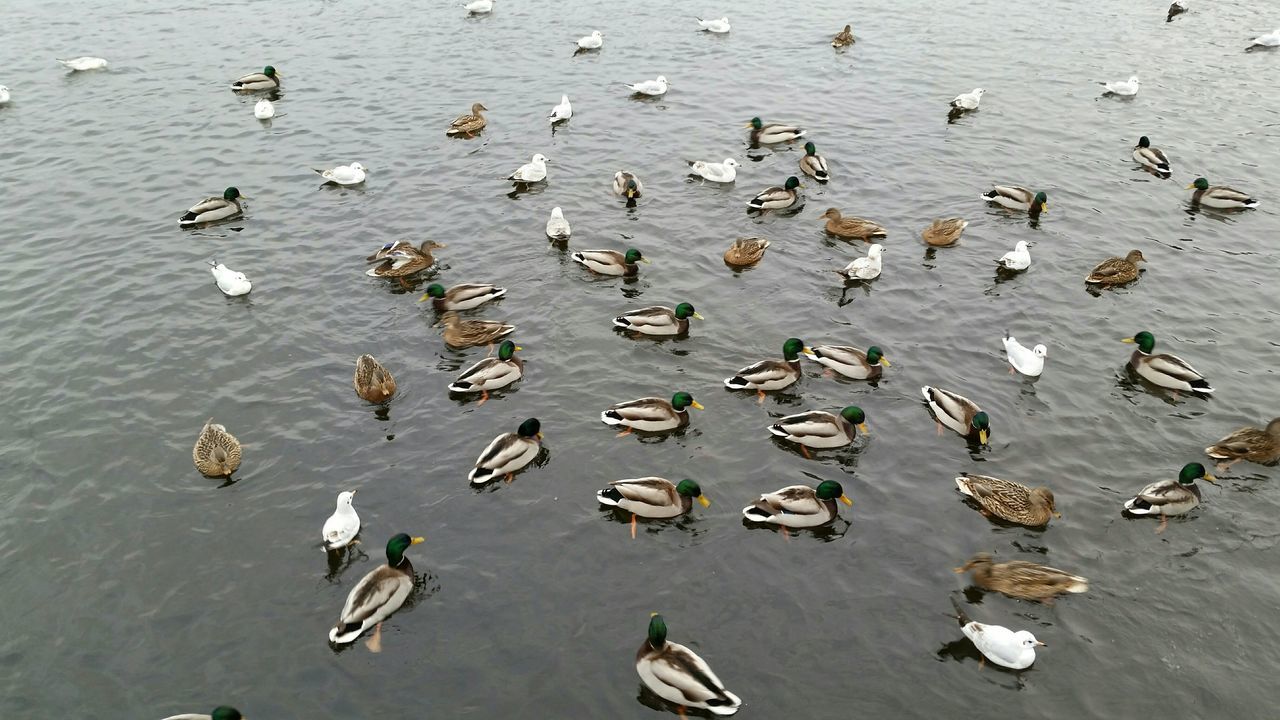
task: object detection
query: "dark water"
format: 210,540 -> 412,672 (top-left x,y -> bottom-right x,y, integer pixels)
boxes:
2,0 -> 1279,716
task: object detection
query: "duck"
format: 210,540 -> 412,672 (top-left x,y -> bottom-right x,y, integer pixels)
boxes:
955,474 -> 1059,527
747,176 -> 803,211
353,354 -> 396,403
955,553 -> 1088,603
723,237 -> 769,267
575,30 -> 604,54
231,66 -> 280,91
597,478 -> 710,538
438,311 -> 515,349
949,597 -> 1044,670
1002,333 -> 1046,377
314,162 -> 367,186
922,386 -> 990,444
831,24 -> 854,47
417,282 -> 507,312
1123,463 -> 1216,533
572,248 -> 647,277
548,94 -> 572,124
545,206 -> 571,240
322,491 -> 360,551
922,218 -> 968,246
982,186 -> 1047,217
996,241 -> 1030,271
602,392 -> 702,434
329,533 -> 425,649
1206,418 -> 1280,468
464,0 -> 494,13
1132,136 -> 1170,175
365,241 -> 445,284
209,261 -> 251,296
624,76 -> 669,96
58,56 -> 108,71
192,419 -> 241,478
803,344 -> 889,381
766,406 -> 867,458
687,158 -> 739,183
636,614 -> 741,716
820,208 -> 886,239
1086,249 -> 1145,285
161,707 -> 244,720
695,16 -> 731,33
179,187 -> 245,227
1186,177 -> 1258,209
613,171 -> 643,205
724,338 -> 808,401
1103,75 -> 1140,96
508,153 -> 549,183
253,98 -> 274,119
448,340 -> 523,403
1247,28 -> 1280,50
799,142 -> 829,182
1121,331 -> 1213,393
742,480 -> 852,528
469,418 -> 542,484
446,102 -> 488,137
836,244 -> 884,280
746,117 -> 804,144
613,303 -> 702,336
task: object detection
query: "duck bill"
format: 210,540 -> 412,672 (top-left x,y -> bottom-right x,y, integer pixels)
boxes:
1121,337 -> 1136,344
1039,202 -> 1048,213
692,312 -> 705,320
410,536 -> 425,545
536,432 -> 544,440
978,429 -> 989,445
416,294 -> 431,303
690,401 -> 705,410
839,494 -> 853,506
1052,511 -> 1063,518
1184,183 -> 1196,189
857,422 -> 869,435
640,258 -> 651,264
1202,473 -> 1219,485
697,495 -> 711,508
879,358 -> 891,367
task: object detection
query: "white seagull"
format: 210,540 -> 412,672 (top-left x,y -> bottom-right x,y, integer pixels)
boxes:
209,261 -> 252,296
575,30 -> 604,54
322,491 -> 361,551
548,94 -> 572,124
624,76 -> 669,96
58,57 -> 109,71
254,98 -> 275,119
1247,28 -> 1280,50
836,244 -> 884,281
696,16 -> 731,33
546,207 -> 571,240
0,86 -> 9,105
464,0 -> 493,14
951,88 -> 984,111
1102,75 -> 1140,96
509,153 -> 549,183
1002,332 -> 1046,377
687,158 -> 739,183
951,597 -> 1044,670
997,241 -> 1031,271
314,162 -> 367,185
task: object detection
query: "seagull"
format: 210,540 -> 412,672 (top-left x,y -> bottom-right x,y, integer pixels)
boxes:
951,88 -> 984,111
209,261 -> 252,296
836,244 -> 884,281
624,76 -> 669,96
575,30 -> 604,55
687,158 -> 739,183
997,241 -> 1031,271
548,94 -> 572,124
1166,0 -> 1187,21
0,86 -> 9,105
322,491 -> 361,551
1247,28 -> 1280,50
1002,332 -> 1046,377
950,597 -> 1044,670
464,0 -> 493,13
546,207 -> 571,240
58,57 -> 108,71
314,162 -> 367,186
254,98 -> 275,119
696,16 -> 731,33
1102,75 -> 1140,96
509,154 -> 549,183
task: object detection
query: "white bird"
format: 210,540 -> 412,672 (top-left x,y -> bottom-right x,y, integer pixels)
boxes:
546,207 -> 571,240
687,158 -> 739,183
0,86 -> 9,105
548,94 -> 572,124
254,98 -> 275,119
951,88 -> 984,111
997,241 -> 1031,271
625,76 -> 669,96
322,491 -> 361,551
464,0 -> 493,13
836,244 -> 883,281
1247,28 -> 1280,50
696,16 -> 731,33
1103,75 -> 1140,96
508,154 -> 549,183
951,597 -> 1044,670
314,162 -> 368,186
209,261 -> 252,296
575,30 -> 604,53
58,57 -> 108,71
1002,332 -> 1046,377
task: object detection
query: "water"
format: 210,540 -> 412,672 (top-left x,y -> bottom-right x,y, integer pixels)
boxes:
2,0 -> 1279,716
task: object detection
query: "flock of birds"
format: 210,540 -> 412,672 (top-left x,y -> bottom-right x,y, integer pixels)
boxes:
18,7 -> 1279,720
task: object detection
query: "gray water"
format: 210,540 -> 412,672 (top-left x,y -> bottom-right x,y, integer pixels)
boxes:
2,0 -> 1280,716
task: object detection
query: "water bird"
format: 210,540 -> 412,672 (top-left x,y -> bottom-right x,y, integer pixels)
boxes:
922,386 -> 990,443
0,86 -> 9,105
1085,249 -> 1145,286
364,240 -> 445,284
767,406 -> 868,457
548,94 -> 572,124
231,65 -> 280,91
922,218 -> 967,246
1001,333 -> 1046,377
417,282 -> 506,312
724,337 -> 808,401
748,176 -> 803,211
836,244 -> 883,280
955,474 -> 1059,527
601,392 -> 702,434
508,153 -> 549,183
1247,28 -> 1280,50
322,491 -> 360,551
832,24 -> 854,47
1102,75 -> 1140,96
613,302 -> 702,336
950,597 -> 1044,670
613,171 -> 643,205
1123,463 -> 1216,533
996,241 -> 1030,271
58,56 -> 108,71
161,707 -> 244,720
438,311 -> 515,349
636,614 -> 741,716
950,87 -> 984,113
1205,418 -> 1280,468
1185,177 -> 1258,209
571,248 -> 647,277
314,162 -> 367,185
955,553 -> 1088,603
746,117 -> 804,143
328,533 -> 425,650
446,102 -> 488,137
448,340 -> 523,404
803,345 -> 889,381
624,75 -> 669,96
179,187 -> 245,227
799,142 -> 829,182
1121,331 -> 1213,393
742,480 -> 852,527
469,418 -> 542,484
192,419 -> 241,478
464,0 -> 493,14
209,261 -> 251,296
687,157 -> 739,183
1132,136 -> 1169,175
545,206 -> 571,240
982,186 -> 1047,217
252,98 -> 274,119
575,30 -> 603,54
597,478 -> 709,538
695,16 -> 730,33
722,237 -> 768,267
353,354 -> 396,403
1167,0 -> 1187,21
819,207 -> 884,239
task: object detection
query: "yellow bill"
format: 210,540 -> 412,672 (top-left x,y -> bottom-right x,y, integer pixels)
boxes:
857,422 -> 870,435
697,495 -> 711,508
692,312 -> 705,320
978,429 -> 989,445
879,357 -> 891,367
410,536 -> 425,545
839,494 -> 853,506
690,400 -> 705,410
1121,337 -> 1136,344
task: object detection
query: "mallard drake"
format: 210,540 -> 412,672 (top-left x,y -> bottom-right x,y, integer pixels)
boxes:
688,158 -> 739,183
468,418 -> 542,484
747,177 -> 802,210
1205,418 -> 1280,468
1186,177 -> 1258,209
598,478 -> 710,537
799,142 -> 829,182
1086,250 -> 1145,285
508,154 -> 549,184
949,597 -> 1043,670
418,282 -> 506,312
820,208 -> 886,240
546,206 -> 571,240
448,340 -> 523,403
161,707 -> 244,720
446,102 -> 488,137
314,162 -> 367,185
723,237 -> 769,267
746,117 -> 804,144
438,311 -> 515,349
955,474 -> 1059,527
1124,462 -> 1216,533
613,303 -> 702,336
724,337 -> 808,401
996,241 -> 1031,271
193,419 -> 241,478
329,533 -> 424,649
1132,136 -> 1170,175
767,406 -> 867,457
231,66 -> 279,91
742,480 -> 852,528
602,392 -> 702,434
322,491 -> 360,551
179,187 -> 245,227
365,240 -> 445,283
803,344 -> 889,381
613,171 -> 643,206
572,248 -> 647,277
353,354 -> 396,403
956,553 -> 1088,603
981,186 -> 1047,217
836,244 -> 884,280
1002,333 -> 1046,377
636,614 -> 741,716
832,24 -> 854,47
1121,331 -> 1213,393
922,386 -> 990,444
922,218 -> 968,246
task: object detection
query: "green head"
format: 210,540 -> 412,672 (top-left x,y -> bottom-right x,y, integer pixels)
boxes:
1179,462 -> 1217,485
625,178 -> 639,195
497,340 -> 519,360
840,406 -> 869,435
782,337 -> 807,361
784,176 -> 801,191
674,302 -> 700,320
1032,191 -> 1048,213
749,117 -> 763,129
425,283 -> 445,298
815,479 -> 853,505
624,248 -> 644,264
675,479 -> 711,507
385,532 -> 424,566
804,141 -> 817,156
1123,330 -> 1156,354
1138,136 -> 1151,148
866,346 -> 888,366
647,613 -> 668,648
671,391 -> 703,411
223,187 -> 241,200
1192,177 -> 1209,190
263,65 -> 277,77
517,417 -> 542,438
971,411 -> 990,431
211,708 -> 243,720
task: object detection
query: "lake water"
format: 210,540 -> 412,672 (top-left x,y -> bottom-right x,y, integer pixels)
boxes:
2,0 -> 1279,716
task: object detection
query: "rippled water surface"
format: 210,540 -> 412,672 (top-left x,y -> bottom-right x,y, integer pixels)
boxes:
3,0 -> 1280,716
